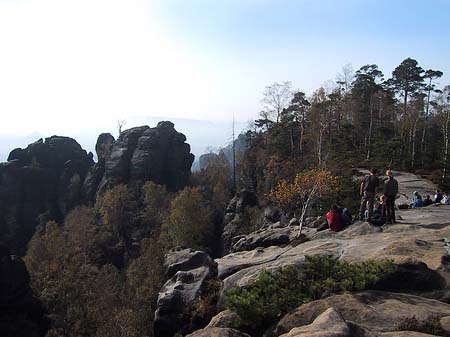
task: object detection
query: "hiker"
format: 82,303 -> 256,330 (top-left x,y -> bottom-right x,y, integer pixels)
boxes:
423,195 -> 433,207
336,203 -> 352,228
359,168 -> 380,221
326,204 -> 344,232
443,193 -> 450,205
383,170 -> 398,224
435,190 -> 443,204
411,191 -> 423,208
369,196 -> 386,227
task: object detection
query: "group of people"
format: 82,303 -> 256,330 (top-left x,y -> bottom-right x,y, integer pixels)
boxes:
323,168 -> 450,232
410,190 -> 450,208
358,168 -> 398,226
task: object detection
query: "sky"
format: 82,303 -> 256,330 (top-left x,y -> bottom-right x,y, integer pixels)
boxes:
0,0 -> 449,143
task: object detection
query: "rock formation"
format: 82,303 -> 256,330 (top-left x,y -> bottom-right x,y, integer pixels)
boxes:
0,245 -> 48,337
154,247 -> 218,337
83,121 -> 194,201
186,327 -> 251,337
272,291 -> 450,336
222,189 -> 260,253
0,136 -> 94,254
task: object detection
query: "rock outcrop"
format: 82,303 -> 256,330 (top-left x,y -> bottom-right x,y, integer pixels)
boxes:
83,122 -> 194,201
0,136 -> 94,254
154,247 -> 218,337
278,308 -> 363,337
186,327 -> 251,337
0,245 -> 48,337
222,189 -> 260,254
273,291 -> 450,336
82,133 -> 115,202
216,220 -> 450,307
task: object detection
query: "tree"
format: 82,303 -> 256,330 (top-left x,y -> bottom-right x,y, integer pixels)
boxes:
95,185 -> 137,245
437,86 -> 450,187
261,81 -> 293,124
388,58 -> 425,168
281,91 -> 311,156
336,63 -> 354,96
159,187 -> 214,252
117,120 -> 126,135
389,58 -> 425,115
308,88 -> 329,166
420,69 -> 444,160
268,170 -> 339,237
352,64 -> 384,160
140,182 -> 172,233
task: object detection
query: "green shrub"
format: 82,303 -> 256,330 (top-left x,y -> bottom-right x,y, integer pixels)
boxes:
396,314 -> 448,336
225,255 -> 394,328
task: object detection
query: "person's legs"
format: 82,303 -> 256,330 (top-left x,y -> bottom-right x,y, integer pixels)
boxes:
366,192 -> 375,220
389,196 -> 396,223
359,194 -> 368,220
381,200 -> 388,221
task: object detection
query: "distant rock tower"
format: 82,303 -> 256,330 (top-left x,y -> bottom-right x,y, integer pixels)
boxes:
83,121 -> 195,202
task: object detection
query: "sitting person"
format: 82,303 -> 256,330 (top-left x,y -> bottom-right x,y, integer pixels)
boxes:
411,191 -> 423,208
369,195 -> 386,226
326,204 -> 343,232
423,195 -> 433,207
336,203 -> 352,227
443,193 -> 450,205
435,190 -> 443,204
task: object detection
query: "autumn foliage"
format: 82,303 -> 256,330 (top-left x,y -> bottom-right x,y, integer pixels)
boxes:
268,169 -> 340,215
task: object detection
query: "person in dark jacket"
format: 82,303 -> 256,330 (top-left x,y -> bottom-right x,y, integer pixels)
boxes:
383,170 -> 398,224
434,190 -> 443,204
359,168 -> 380,221
423,195 -> 433,207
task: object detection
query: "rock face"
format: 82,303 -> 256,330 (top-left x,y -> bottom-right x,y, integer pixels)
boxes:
186,327 -> 251,337
278,308 -> 360,337
83,122 -> 194,201
273,291 -> 450,336
215,219 -> 450,307
0,136 -> 94,254
222,189 -> 260,254
0,245 -> 48,337
154,247 -> 218,337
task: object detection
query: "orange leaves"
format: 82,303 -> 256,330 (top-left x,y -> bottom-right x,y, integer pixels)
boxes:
268,169 -> 339,212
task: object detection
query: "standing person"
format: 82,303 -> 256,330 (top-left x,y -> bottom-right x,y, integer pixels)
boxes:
383,170 -> 398,224
359,168 -> 380,221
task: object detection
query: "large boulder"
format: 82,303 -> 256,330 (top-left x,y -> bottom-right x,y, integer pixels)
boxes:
0,245 -> 48,337
206,310 -> 240,329
154,247 -> 218,337
278,308 -> 367,337
84,122 -> 194,202
273,291 -> 450,336
230,225 -> 312,253
0,136 -> 94,254
186,327 -> 250,337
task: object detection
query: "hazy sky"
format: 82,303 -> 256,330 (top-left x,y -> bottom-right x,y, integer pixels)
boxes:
0,0 -> 449,137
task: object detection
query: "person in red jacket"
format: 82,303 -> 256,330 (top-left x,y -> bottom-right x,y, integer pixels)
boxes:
326,204 -> 343,232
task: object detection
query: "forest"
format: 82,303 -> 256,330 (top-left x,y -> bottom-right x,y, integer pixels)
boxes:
3,57 -> 450,337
